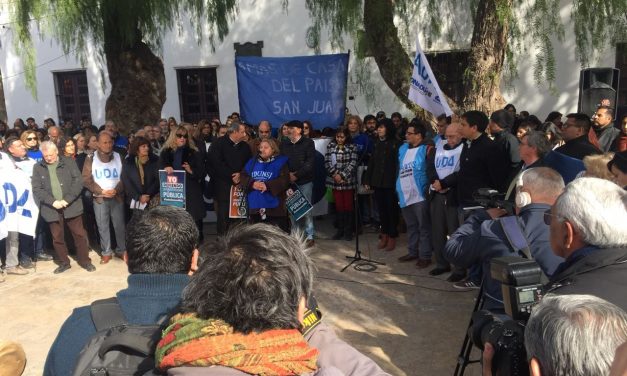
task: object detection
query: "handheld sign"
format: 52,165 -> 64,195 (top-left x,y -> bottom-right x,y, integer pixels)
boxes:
159,170 -> 186,208
286,186 -> 313,222
229,185 -> 248,219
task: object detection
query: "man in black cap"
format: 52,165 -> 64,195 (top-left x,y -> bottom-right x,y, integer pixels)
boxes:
280,120 -> 316,246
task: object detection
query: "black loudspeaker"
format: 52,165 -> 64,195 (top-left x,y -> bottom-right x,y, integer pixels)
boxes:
578,68 -> 620,117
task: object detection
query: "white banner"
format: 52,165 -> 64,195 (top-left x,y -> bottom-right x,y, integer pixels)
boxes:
0,164 -> 39,239
408,35 -> 453,117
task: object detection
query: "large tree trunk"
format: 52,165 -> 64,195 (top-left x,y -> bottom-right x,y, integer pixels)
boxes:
362,0 -> 457,119
362,0 -> 415,110
462,0 -> 511,113
101,6 -> 165,134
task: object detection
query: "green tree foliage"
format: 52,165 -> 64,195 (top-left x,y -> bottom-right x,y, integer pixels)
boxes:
303,0 -> 626,112
12,0 -> 237,97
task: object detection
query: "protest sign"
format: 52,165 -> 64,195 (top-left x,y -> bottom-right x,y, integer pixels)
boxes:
229,185 -> 247,219
286,186 -> 313,222
159,170 -> 186,208
235,53 -> 349,128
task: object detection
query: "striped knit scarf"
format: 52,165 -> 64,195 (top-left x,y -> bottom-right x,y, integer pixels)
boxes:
156,313 -> 318,375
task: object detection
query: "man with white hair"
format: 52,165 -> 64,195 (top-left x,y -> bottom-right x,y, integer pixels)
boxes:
482,294 -> 627,376
544,177 -> 627,310
444,167 -> 565,308
32,141 -> 95,273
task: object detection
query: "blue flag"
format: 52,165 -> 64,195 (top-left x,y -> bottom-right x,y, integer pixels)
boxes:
235,54 -> 349,129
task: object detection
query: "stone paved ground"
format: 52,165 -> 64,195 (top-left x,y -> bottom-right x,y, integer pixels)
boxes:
0,218 -> 484,375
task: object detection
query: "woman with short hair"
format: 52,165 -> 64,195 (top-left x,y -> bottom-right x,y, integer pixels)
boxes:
61,137 -> 77,159
121,136 -> 159,215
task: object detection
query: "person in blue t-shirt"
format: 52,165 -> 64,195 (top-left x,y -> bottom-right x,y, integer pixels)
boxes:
241,138 -> 291,233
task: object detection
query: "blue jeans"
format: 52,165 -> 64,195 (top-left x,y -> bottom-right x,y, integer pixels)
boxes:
290,182 -> 315,240
93,198 -> 126,256
401,201 -> 433,260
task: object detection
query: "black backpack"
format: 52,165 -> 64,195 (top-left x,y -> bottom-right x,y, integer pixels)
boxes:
72,297 -> 167,376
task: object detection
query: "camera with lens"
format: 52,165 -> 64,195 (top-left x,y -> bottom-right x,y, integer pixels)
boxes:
473,188 -> 514,214
469,256 -> 544,376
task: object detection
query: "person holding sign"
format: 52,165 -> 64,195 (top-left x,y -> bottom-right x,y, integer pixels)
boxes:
121,136 -> 159,215
240,139 -> 291,233
160,126 -> 207,240
281,120 -> 316,247
324,127 -> 358,241
208,122 -> 252,234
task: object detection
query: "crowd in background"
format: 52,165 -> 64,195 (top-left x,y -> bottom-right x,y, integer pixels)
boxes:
0,105 -> 626,283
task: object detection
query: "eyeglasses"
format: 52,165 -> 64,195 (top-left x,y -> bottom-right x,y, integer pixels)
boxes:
176,133 -> 188,139
543,209 -> 559,225
26,137 -> 37,141
405,131 -> 416,135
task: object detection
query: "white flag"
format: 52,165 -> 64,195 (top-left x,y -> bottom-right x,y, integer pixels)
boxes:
408,35 -> 453,117
0,163 -> 39,238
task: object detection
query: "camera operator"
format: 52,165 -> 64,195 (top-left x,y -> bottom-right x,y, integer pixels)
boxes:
544,177 -> 627,311
444,167 -> 565,312
482,294 -> 627,376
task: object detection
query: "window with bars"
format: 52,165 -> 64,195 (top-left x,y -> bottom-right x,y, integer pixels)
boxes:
177,68 -> 220,123
53,70 -> 91,125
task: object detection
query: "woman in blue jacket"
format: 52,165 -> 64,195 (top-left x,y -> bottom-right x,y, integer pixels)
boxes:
240,138 -> 291,233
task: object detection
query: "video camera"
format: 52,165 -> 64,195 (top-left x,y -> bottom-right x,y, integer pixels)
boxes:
473,188 -> 514,215
469,257 -> 543,376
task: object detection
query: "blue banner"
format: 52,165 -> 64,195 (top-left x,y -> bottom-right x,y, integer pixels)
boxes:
159,170 -> 186,208
236,54 -> 349,129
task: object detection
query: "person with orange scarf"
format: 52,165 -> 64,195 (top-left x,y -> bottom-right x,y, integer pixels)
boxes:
155,223 -> 390,376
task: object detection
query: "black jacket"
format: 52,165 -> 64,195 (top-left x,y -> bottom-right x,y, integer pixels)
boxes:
120,154 -> 160,204
208,136 -> 252,201
554,135 -> 601,160
363,137 -> 401,189
280,136 -> 316,185
32,156 -> 84,222
442,133 -> 506,206
159,146 -> 207,221
545,247 -> 627,312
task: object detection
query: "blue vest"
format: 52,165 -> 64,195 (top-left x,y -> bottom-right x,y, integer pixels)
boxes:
396,143 -> 429,208
244,155 -> 288,209
27,149 -> 43,163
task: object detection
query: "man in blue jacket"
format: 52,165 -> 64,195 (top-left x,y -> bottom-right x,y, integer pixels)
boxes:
43,206 -> 199,375
444,167 -> 565,311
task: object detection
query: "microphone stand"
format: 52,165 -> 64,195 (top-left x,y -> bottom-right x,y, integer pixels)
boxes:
341,136 -> 385,272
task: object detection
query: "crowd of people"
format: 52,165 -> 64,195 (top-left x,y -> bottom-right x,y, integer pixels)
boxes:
0,103 -> 627,374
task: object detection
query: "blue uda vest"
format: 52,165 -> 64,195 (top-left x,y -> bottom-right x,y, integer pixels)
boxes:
244,155 -> 288,210
396,143 -> 429,208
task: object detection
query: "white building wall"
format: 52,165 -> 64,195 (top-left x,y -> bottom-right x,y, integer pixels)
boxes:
0,1 -> 618,128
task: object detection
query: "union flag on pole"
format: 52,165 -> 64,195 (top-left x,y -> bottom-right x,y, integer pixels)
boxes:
408,35 -> 453,117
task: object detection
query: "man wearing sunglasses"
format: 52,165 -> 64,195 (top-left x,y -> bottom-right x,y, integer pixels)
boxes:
544,177 -> 627,311
444,167 -> 565,311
